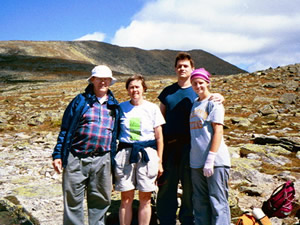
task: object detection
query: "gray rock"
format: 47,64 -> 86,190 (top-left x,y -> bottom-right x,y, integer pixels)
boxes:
253,96 -> 276,103
262,82 -> 281,88
252,134 -> 300,152
285,80 -> 299,91
261,155 -> 291,166
279,93 -> 298,104
258,104 -> 278,116
230,117 -> 251,127
288,66 -> 299,74
247,153 -> 261,160
238,185 -> 264,196
0,197 -> 39,225
248,113 -> 260,121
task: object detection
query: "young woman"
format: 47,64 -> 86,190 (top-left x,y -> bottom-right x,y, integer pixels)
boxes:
189,68 -> 231,225
114,75 -> 165,225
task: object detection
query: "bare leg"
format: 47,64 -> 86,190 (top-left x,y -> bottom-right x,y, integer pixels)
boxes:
119,190 -> 135,225
138,191 -> 152,225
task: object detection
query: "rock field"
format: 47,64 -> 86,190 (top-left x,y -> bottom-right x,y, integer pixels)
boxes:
0,64 -> 299,225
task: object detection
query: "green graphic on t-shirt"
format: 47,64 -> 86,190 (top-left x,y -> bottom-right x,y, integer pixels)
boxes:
130,118 -> 141,141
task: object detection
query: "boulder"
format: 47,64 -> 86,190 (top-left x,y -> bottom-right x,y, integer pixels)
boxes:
0,197 -> 39,225
279,93 -> 298,104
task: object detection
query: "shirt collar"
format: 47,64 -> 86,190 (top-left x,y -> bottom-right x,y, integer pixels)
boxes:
97,95 -> 108,104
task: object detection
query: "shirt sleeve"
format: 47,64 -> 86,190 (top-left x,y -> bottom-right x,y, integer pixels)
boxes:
154,104 -> 166,127
207,102 -> 225,125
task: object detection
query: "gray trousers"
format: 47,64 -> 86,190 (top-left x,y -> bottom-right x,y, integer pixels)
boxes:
191,167 -> 231,225
63,152 -> 112,225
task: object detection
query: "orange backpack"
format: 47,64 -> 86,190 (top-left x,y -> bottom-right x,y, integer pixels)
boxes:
236,213 -> 272,225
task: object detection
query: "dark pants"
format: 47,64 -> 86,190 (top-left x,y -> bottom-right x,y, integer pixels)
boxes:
156,142 -> 194,225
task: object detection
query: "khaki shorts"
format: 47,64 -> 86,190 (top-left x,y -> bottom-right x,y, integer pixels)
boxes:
114,147 -> 159,192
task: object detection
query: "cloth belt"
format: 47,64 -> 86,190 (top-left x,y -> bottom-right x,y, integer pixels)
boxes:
118,140 -> 157,164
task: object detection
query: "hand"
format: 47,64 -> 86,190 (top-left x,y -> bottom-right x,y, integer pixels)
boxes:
203,151 -> 217,177
209,93 -> 224,103
203,167 -> 214,177
52,159 -> 63,174
157,162 -> 164,178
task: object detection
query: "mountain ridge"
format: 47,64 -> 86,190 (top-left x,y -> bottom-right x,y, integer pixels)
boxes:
0,40 -> 246,81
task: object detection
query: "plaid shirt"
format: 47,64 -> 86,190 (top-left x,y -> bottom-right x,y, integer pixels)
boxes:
72,100 -> 115,154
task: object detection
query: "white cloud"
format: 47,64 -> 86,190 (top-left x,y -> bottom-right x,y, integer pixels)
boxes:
75,32 -> 106,42
111,0 -> 300,72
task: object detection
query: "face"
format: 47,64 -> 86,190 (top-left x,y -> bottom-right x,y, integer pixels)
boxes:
191,78 -> 209,95
175,59 -> 194,79
127,79 -> 144,101
91,77 -> 111,97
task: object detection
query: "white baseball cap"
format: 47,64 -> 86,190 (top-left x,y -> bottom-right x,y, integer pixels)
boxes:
87,65 -> 117,85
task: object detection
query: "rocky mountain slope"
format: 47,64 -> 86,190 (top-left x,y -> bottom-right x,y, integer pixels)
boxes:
0,62 -> 299,225
0,41 -> 246,84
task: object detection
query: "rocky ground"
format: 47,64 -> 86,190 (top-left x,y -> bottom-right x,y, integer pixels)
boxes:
0,64 -> 299,225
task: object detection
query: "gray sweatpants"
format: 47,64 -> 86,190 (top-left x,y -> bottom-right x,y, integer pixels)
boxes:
62,152 -> 112,225
191,167 -> 231,225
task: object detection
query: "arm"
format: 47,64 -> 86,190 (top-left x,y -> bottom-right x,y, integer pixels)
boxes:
210,122 -> 223,153
203,122 -> 223,177
154,125 -> 164,178
52,95 -> 81,173
52,99 -> 75,160
159,103 -> 166,118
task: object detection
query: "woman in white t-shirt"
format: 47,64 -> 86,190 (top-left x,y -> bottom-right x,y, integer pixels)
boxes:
189,68 -> 231,225
114,75 -> 165,225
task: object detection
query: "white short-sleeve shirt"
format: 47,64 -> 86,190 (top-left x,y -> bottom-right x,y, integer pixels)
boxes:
119,100 -> 165,143
190,97 -> 231,168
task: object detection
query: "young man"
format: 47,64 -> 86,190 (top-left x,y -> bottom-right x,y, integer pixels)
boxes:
52,65 -> 120,225
156,52 -> 223,225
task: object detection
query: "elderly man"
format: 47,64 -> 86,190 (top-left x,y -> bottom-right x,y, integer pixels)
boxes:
52,65 -> 120,225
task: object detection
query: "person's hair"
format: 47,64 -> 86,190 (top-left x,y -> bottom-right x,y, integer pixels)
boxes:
125,74 -> 148,92
174,52 -> 194,68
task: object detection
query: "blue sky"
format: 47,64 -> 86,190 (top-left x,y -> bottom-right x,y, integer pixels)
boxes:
0,0 -> 144,41
1,0 -> 300,72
